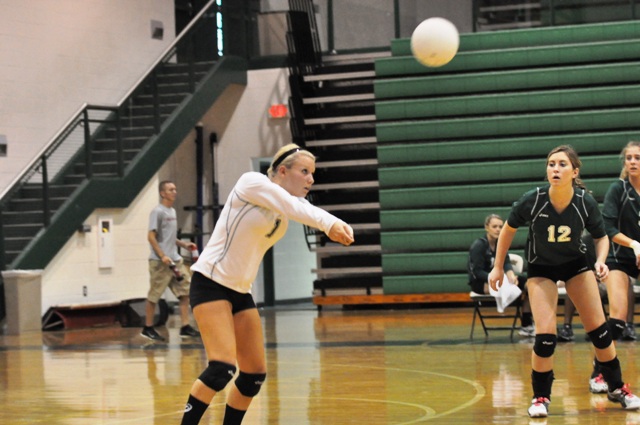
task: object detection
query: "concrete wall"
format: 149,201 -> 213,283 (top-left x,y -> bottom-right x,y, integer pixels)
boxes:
0,0 -> 175,195
41,68 -> 316,311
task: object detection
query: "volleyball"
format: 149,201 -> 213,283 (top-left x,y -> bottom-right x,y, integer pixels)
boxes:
410,17 -> 460,68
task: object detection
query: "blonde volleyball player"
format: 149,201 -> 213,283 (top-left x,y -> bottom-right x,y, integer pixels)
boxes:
179,144 -> 354,425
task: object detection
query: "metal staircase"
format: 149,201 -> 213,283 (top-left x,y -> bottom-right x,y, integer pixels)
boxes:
283,0 -> 388,302
293,51 -> 389,300
308,59 -> 383,295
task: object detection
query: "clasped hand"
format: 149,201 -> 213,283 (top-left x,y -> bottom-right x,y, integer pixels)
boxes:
327,221 -> 354,246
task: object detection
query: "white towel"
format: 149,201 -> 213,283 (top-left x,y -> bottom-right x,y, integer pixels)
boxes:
489,278 -> 522,313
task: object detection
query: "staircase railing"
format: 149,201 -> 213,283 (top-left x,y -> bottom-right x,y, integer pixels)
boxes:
0,0 -> 221,271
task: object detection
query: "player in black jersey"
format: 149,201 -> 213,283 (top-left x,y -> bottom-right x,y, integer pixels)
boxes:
468,213 -> 533,335
488,145 -> 640,418
588,141 -> 640,393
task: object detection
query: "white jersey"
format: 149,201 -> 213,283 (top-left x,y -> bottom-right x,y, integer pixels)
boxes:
191,172 -> 339,294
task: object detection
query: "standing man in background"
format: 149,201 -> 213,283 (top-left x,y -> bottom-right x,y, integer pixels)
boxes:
142,180 -> 200,341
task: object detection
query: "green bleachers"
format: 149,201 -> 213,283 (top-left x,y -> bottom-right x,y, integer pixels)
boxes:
377,108 -> 640,143
383,274 -> 470,294
377,40 -> 640,77
380,207 -> 513,230
390,20 -> 640,56
375,21 -> 640,297
381,228 -> 527,252
380,179 -> 612,210
378,155 -> 620,188
377,131 -> 640,166
375,63 -> 640,100
376,85 -> 640,121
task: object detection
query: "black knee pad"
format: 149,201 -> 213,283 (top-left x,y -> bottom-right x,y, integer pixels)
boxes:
533,334 -> 557,358
235,371 -> 266,397
608,318 -> 625,340
588,322 -> 613,349
198,361 -> 237,391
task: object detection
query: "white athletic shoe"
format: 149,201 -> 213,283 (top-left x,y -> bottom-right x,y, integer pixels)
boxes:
608,384 -> 640,410
528,397 -> 550,418
589,373 -> 609,394
518,325 -> 535,337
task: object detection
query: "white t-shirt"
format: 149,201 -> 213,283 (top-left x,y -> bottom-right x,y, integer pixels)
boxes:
191,172 -> 339,294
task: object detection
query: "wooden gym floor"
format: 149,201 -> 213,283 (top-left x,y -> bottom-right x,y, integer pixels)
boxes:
1,303 -> 640,424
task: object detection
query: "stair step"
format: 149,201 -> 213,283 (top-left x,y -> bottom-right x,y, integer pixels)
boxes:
316,159 -> 378,168
135,92 -> 190,104
303,93 -> 375,104
149,82 -> 201,93
125,103 -> 179,116
307,81 -> 374,98
63,173 -> 115,185
306,136 -> 377,148
305,114 -> 376,125
312,181 -> 379,191
3,223 -> 41,238
103,126 -> 155,139
312,266 -> 383,277
350,223 -> 381,231
4,252 -> 19,264
312,244 -> 382,254
112,114 -> 171,128
74,162 -> 127,175
304,70 -> 376,82
160,61 -> 217,75
93,136 -> 148,150
322,51 -> 390,64
313,287 -> 384,296
479,2 -> 541,12
4,236 -> 33,251
2,210 -> 50,225
17,184 -> 76,199
316,202 -> 380,212
156,70 -> 211,85
8,197 -> 67,212
91,150 -> 139,163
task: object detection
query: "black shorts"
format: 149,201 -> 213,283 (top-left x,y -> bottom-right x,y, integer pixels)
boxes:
606,260 -> 640,279
189,272 -> 256,314
469,279 -> 486,295
527,256 -> 591,283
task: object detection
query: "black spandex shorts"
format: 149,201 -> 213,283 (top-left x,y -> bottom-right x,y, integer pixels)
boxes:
189,272 -> 256,314
606,261 -> 640,279
527,255 -> 590,283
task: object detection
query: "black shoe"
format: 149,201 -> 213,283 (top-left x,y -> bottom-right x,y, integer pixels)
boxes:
557,324 -> 574,342
141,326 -> 165,341
180,324 -> 201,338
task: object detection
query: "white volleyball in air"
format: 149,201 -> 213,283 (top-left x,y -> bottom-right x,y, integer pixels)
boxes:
410,17 -> 460,68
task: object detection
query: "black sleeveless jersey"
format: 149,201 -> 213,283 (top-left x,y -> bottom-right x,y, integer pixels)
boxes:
602,178 -> 640,264
507,185 -> 606,265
